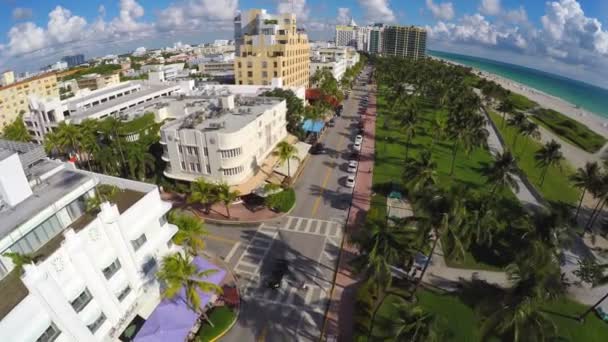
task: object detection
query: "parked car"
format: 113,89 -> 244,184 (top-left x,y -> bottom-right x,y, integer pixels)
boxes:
266,259 -> 289,289
355,134 -> 363,144
346,175 -> 356,188
347,160 -> 358,173
328,118 -> 335,127
310,142 -> 326,155
353,141 -> 362,151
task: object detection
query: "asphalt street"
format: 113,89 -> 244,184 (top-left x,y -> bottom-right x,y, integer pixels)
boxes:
204,71 -> 373,342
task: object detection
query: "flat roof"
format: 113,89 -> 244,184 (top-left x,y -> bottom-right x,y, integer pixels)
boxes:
0,168 -> 92,240
66,82 -> 139,106
162,96 -> 284,134
0,72 -> 56,92
70,84 -> 179,121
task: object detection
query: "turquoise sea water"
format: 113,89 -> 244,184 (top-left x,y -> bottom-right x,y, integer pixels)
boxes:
429,50 -> 608,119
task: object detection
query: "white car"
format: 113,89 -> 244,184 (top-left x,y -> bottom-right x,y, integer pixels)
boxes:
346,175 -> 356,188
347,160 -> 358,173
355,135 -> 363,144
353,141 -> 362,151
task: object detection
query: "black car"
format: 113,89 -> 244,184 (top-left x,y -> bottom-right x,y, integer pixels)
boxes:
310,142 -> 326,155
266,259 -> 289,289
328,118 -> 335,127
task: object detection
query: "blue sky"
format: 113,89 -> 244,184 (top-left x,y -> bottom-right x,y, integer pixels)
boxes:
1,0 -> 608,88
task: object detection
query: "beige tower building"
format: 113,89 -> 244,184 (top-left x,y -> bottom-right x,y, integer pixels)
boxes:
234,9 -> 310,87
0,73 -> 59,129
382,25 -> 427,60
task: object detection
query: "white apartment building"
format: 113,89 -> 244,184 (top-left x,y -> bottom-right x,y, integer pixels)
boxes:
335,25 -> 357,48
25,82 -> 181,144
160,94 -> 288,186
314,46 -> 360,68
310,56 -> 348,82
0,139 -> 177,342
356,26 -> 371,51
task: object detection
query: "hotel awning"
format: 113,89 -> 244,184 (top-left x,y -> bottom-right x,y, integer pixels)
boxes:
133,257 -> 226,342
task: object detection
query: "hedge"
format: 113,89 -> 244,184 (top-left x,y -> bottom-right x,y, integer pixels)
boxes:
265,188 -> 296,212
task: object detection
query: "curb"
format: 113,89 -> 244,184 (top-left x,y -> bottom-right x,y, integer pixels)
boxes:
192,198 -> 297,226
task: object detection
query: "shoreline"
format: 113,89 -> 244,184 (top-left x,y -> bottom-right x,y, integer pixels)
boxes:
437,57 -> 608,139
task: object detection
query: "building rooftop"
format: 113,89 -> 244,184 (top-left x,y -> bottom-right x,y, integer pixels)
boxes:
69,83 -> 179,122
66,82 -> 139,106
0,72 -> 56,92
162,95 -> 283,134
0,140 -> 46,170
0,168 -> 92,241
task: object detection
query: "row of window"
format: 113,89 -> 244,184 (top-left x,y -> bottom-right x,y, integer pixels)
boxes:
222,165 -> 244,176
220,147 -> 243,159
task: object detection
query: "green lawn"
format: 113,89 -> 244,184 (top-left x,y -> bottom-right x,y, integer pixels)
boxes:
488,111 -> 579,204
508,92 -> 538,111
368,290 -> 608,342
530,107 -> 607,153
196,306 -> 236,341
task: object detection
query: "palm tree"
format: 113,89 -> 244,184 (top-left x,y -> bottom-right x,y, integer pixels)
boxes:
126,144 -> 155,180
483,151 -> 520,195
3,252 -> 34,275
275,141 -> 300,178
169,212 -> 207,256
350,219 -> 418,340
413,187 -> 468,293
506,112 -> 527,151
78,119 -> 99,171
215,183 -> 240,218
387,302 -> 437,342
429,115 -> 447,149
534,140 -> 564,187
2,113 -> 31,142
403,151 -> 438,193
156,253 -> 222,326
99,117 -> 128,173
451,114 -> 489,176
518,121 -> 540,155
498,98 -> 514,127
189,178 -> 218,214
570,162 -> 601,221
54,122 -> 83,162
400,113 -> 417,160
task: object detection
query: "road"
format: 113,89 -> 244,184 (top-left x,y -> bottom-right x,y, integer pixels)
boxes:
204,70 -> 374,342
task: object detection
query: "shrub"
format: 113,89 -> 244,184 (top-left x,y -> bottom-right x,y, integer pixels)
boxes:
265,188 -> 296,212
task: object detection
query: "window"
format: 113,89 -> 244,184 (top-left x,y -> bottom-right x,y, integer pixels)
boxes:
102,259 -> 121,280
190,162 -> 196,171
181,161 -> 186,170
262,61 -> 267,68
131,234 -> 147,251
247,71 -> 253,77
178,145 -> 183,153
206,164 -> 211,174
142,258 -> 157,274
87,312 -> 107,333
222,166 -> 244,176
247,61 -> 253,68
203,147 -> 208,156
65,196 -> 86,221
36,323 -> 60,342
196,163 -> 201,172
117,286 -> 132,302
71,288 -> 93,313
262,71 -> 268,78
159,214 -> 167,226
9,214 -> 63,255
220,147 -> 242,159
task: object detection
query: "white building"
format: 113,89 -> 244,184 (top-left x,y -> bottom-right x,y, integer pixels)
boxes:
310,56 -> 348,82
0,139 -> 177,342
160,94 -> 288,186
313,46 -> 360,68
335,25 -> 356,48
356,26 -> 371,51
25,82 -> 181,144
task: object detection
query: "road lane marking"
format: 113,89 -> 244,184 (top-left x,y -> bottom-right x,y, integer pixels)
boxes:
311,135 -> 345,217
225,241 -> 241,263
205,234 -> 239,244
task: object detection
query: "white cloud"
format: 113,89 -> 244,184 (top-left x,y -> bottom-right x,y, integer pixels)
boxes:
98,5 -> 106,17
426,0 -> 455,21
12,7 -> 33,20
336,7 -> 351,25
278,0 -> 309,21
47,7 -> 87,44
505,7 -> 527,24
156,0 -> 238,32
358,0 -> 395,23
7,22 -> 46,55
479,0 -> 501,16
110,0 -> 147,33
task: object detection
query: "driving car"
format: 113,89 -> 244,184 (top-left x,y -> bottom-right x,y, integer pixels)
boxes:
353,141 -> 362,151
355,134 -> 363,144
346,175 -> 356,188
310,142 -> 326,155
266,259 -> 289,289
347,160 -> 358,173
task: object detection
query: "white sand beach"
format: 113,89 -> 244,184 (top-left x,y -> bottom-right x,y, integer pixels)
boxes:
438,58 -> 608,139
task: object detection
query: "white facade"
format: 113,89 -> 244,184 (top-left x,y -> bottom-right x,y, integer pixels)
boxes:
356,26 -> 371,51
0,146 -> 177,342
24,82 -> 180,144
335,26 -> 356,47
310,57 -> 347,82
313,47 -> 360,68
160,95 -> 288,185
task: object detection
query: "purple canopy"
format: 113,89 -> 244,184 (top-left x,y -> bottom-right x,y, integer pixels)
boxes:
134,257 -> 227,342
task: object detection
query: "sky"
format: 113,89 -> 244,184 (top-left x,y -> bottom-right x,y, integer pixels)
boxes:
0,0 -> 607,88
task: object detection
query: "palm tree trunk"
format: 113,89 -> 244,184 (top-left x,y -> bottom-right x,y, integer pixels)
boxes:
449,143 -> 459,176
287,158 -> 291,178
540,166 -> 548,187
512,134 -> 519,151
574,188 -> 587,221
412,231 -> 440,294
585,198 -> 605,231
586,199 -> 606,232
367,291 -> 389,342
225,203 -> 231,218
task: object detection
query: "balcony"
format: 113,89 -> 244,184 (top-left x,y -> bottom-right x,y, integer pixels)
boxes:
161,153 -> 170,162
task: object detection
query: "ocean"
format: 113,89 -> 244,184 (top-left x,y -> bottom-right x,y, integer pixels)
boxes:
429,50 -> 608,119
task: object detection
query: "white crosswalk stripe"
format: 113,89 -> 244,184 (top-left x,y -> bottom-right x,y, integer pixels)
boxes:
272,216 -> 344,239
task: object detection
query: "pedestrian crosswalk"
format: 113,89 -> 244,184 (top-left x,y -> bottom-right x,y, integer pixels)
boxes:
242,282 -> 330,314
233,226 -> 278,279
261,216 -> 344,240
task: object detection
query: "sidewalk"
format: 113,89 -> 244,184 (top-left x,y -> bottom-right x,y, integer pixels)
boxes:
324,81 -> 377,341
